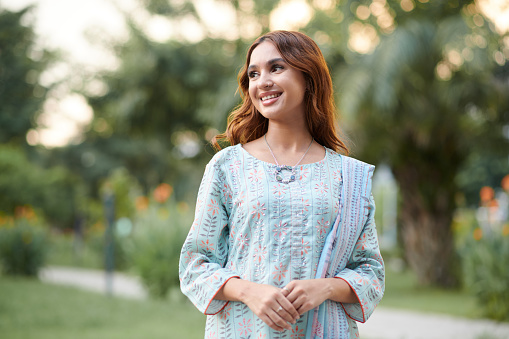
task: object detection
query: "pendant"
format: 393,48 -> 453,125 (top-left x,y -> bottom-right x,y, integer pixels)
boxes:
275,165 -> 296,184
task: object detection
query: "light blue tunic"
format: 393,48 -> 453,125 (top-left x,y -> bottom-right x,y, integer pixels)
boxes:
179,144 -> 384,338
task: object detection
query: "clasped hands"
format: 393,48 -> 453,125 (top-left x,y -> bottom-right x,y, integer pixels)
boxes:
240,279 -> 330,332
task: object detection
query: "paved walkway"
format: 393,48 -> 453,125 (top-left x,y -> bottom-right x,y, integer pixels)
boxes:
39,266 -> 509,339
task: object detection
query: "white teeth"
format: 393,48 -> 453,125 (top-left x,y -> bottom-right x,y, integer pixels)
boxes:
261,93 -> 281,101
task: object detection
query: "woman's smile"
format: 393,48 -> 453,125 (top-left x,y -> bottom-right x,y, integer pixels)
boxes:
248,41 -> 306,120
260,91 -> 282,105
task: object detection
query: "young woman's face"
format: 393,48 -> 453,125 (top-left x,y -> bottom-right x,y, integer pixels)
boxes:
247,41 -> 306,122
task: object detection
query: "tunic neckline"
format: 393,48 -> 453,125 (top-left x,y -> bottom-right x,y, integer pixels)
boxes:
237,143 -> 329,167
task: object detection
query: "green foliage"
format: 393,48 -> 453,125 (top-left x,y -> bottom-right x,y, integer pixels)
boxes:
85,230 -> 129,271
127,197 -> 191,299
101,167 -> 141,220
335,0 -> 509,287
0,6 -> 53,146
462,231 -> 509,321
78,21 -> 243,199
0,218 -> 48,276
457,152 -> 509,207
0,145 -> 78,227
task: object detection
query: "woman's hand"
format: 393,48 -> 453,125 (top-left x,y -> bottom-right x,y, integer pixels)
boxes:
281,279 -> 330,315
217,278 -> 300,332
241,282 -> 300,331
282,278 -> 358,315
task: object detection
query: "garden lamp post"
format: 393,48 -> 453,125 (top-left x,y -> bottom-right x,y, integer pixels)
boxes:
103,189 -> 115,296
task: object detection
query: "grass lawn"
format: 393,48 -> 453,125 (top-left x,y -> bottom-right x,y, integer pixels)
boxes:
45,234 -> 105,270
0,266 -> 487,339
381,266 -> 479,318
0,277 -> 206,339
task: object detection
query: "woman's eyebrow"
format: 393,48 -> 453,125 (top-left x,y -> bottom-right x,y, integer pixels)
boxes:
248,58 -> 286,71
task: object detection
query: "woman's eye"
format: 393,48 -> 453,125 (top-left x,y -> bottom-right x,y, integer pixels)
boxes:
248,71 -> 259,79
272,65 -> 284,72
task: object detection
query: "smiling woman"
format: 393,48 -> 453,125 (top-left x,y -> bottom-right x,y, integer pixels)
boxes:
179,30 -> 385,339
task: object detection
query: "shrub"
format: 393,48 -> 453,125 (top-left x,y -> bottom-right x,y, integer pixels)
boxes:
462,227 -> 509,321
129,223 -> 185,298
0,145 -> 79,228
85,228 -> 129,271
127,189 -> 191,299
0,216 -> 48,276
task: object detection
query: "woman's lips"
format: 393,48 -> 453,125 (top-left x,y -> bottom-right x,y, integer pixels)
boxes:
260,92 -> 282,106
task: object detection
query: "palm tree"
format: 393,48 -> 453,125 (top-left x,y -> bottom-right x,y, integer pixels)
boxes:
336,0 -> 508,286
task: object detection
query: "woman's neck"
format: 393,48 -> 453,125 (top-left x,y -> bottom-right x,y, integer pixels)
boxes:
264,123 -> 312,153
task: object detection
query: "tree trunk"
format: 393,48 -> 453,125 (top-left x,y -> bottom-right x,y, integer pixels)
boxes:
393,154 -> 461,288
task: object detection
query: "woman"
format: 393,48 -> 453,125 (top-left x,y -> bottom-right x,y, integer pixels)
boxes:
179,30 -> 384,338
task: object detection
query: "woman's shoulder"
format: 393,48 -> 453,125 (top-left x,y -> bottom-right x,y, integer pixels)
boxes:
207,144 -> 242,169
325,148 -> 374,170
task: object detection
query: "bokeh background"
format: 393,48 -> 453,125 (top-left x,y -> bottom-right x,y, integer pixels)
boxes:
0,0 -> 508,338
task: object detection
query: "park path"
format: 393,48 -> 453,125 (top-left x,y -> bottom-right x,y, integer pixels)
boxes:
39,266 -> 509,339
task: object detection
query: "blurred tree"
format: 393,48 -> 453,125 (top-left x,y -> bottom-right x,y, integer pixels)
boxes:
0,6 -> 53,147
0,6 -> 80,228
336,0 -> 509,286
68,16 -> 246,201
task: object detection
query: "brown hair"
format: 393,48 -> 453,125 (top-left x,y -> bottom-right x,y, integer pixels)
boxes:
212,30 -> 349,155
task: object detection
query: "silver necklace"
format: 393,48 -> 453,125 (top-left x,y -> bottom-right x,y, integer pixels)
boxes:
264,134 -> 314,184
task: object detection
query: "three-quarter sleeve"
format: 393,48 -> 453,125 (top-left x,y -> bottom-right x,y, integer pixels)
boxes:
179,154 -> 240,315
335,194 -> 385,323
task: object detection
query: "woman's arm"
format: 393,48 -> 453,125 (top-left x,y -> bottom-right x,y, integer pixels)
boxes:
179,156 -> 240,315
333,194 -> 385,322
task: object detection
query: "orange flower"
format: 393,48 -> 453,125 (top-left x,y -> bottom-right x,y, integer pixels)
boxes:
473,228 -> 483,241
153,183 -> 173,203
502,224 -> 509,237
479,186 -> 494,203
488,199 -> 499,208
502,175 -> 509,192
0,216 -> 13,228
135,196 -> 149,211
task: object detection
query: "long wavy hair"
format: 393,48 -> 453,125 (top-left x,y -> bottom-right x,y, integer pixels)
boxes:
212,30 -> 349,155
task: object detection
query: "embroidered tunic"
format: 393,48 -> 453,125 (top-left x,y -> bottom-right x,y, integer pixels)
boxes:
179,144 -> 384,338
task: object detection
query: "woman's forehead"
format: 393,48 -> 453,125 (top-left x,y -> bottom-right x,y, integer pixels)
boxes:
249,42 -> 283,65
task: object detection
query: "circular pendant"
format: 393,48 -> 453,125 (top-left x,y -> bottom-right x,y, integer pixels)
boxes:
275,165 -> 296,184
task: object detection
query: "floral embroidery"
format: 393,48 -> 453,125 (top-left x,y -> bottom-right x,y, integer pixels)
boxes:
314,182 -> 329,194
179,145 -> 384,338
199,239 -> 215,252
237,318 -> 253,337
207,198 -> 220,216
300,238 -> 311,256
273,221 -> 288,239
248,168 -> 264,183
273,262 -> 288,282
291,325 -> 305,338
253,244 -> 267,264
251,201 -> 266,220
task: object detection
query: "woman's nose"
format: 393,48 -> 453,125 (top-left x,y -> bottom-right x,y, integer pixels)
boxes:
258,72 -> 274,89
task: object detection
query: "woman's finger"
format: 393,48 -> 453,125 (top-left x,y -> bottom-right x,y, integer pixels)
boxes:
276,295 -> 300,322
267,305 -> 292,331
259,312 -> 287,332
